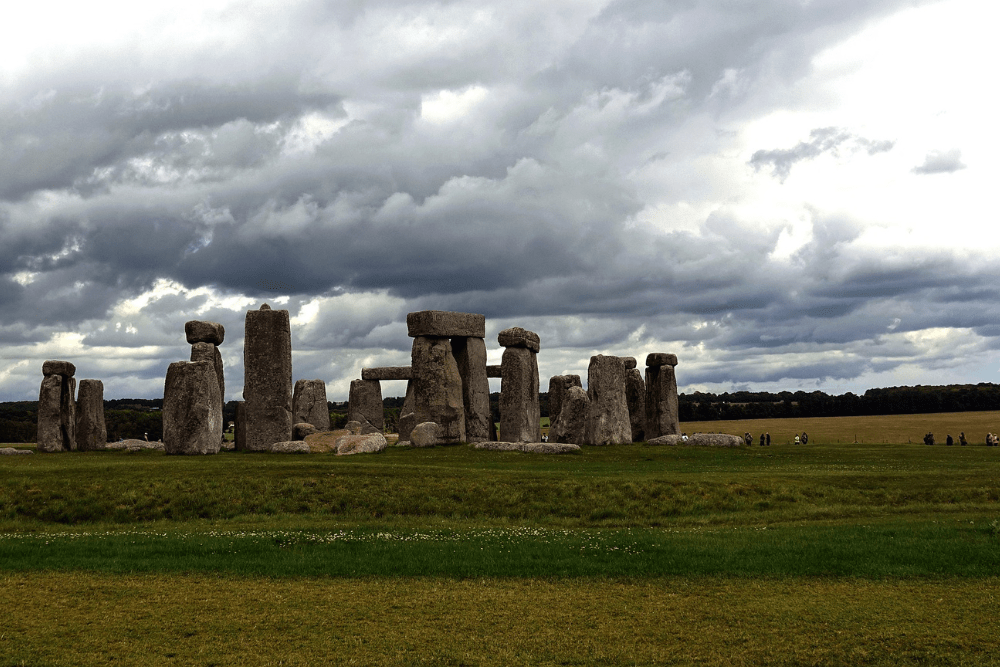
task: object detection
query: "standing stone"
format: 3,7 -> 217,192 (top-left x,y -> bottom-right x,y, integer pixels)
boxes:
550,386 -> 589,444
625,368 -> 646,442
191,342 -> 225,433
36,361 -> 77,453
498,328 -> 540,444
75,379 -> 107,451
348,379 -> 384,434
645,354 -> 680,439
584,355 -> 631,446
398,380 -> 416,442
547,375 -> 582,436
411,336 -> 466,443
452,336 -> 490,442
293,379 -> 331,431
234,401 -> 247,451
163,360 -> 222,455
243,304 -> 293,450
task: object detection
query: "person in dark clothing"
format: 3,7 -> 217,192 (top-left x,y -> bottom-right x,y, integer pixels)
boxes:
946,434 -> 954,446
744,432 -> 753,446
759,433 -> 766,447
801,431 -> 808,445
765,432 -> 771,446
923,432 -> 934,446
959,432 -> 967,446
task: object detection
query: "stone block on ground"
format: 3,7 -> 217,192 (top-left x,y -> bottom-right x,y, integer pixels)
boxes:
185,320 -> 225,346
266,441 -> 311,454
410,422 -> 441,447
293,422 -> 319,440
406,311 -> 486,338
584,355 -> 631,446
106,439 -> 165,451
292,379 -> 331,431
75,379 -> 107,451
473,441 -> 581,454
304,429 -> 354,453
0,448 -> 33,455
498,327 -> 540,353
647,433 -> 744,447
163,360 -> 222,455
335,433 -> 388,456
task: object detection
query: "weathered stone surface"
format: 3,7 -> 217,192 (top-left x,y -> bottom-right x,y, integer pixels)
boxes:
647,433 -> 744,447
645,363 -> 680,439
361,366 -> 412,381
163,360 -> 222,455
37,374 -> 66,453
473,441 -> 581,454
497,327 -> 540,353
407,311 -> 486,338
623,357 -> 637,370
646,353 -> 678,368
584,355 -> 631,446
336,433 -> 388,456
303,429 -> 353,453
486,365 -> 502,378
42,360 -> 76,378
625,368 -> 646,443
547,375 -> 582,436
348,379 -> 384,434
292,379 -> 331,431
410,421 -> 441,448
292,422 -> 319,440
190,342 -> 225,434
234,401 -> 247,451
344,421 -> 362,435
185,320 -> 225,346
0,447 -> 32,455
243,304 -> 293,450
499,346 -> 540,443
106,439 -> 165,451
75,379 -> 107,451
398,380 -> 416,442
267,441 -> 311,454
452,336 -> 490,442
550,385 -> 589,444
411,336 -> 466,443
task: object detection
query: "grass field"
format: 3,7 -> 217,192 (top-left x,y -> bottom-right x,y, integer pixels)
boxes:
2,410 -> 1000,664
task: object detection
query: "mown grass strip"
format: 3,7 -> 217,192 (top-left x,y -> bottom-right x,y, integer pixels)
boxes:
2,519 -> 998,578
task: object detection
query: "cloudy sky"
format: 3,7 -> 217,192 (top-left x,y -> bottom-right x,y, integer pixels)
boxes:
1,0 -> 997,402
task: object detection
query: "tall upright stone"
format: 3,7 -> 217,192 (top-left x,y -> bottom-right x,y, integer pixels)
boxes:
584,355 -> 631,446
411,336 -> 466,443
36,361 -> 76,452
498,327 -> 540,443
645,353 -> 680,439
187,321 -> 226,434
625,368 -> 646,442
293,379 -> 331,431
234,401 -> 247,451
348,379 -> 384,434
243,304 -> 293,450
547,375 -> 582,443
163,360 -> 222,454
550,385 -> 589,444
398,380 -> 416,442
452,336 -> 490,442
75,379 -> 107,451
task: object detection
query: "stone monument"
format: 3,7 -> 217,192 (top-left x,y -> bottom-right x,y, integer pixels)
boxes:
498,327 -> 541,443
37,360 -> 76,452
644,353 -> 680,439
242,304 -> 293,450
75,379 -> 107,451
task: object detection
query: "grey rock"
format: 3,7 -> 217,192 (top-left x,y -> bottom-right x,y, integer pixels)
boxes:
645,353 -> 678,368
410,421 -> 442,447
497,327 -> 540,353
293,422 -> 319,440
625,368 -> 646,443
234,401 -> 247,451
398,380 -> 416,442
473,441 -> 581,454
348,379 -> 384,433
335,433 -> 388,456
292,379 -> 331,431
267,441 -> 311,454
411,336 -> 466,443
645,363 -> 680,439
106,439 -> 165,451
0,448 -> 32,455
36,374 -> 67,453
499,346 -> 540,443
647,433 -> 744,447
190,342 -> 225,434
185,320 -> 225,346
75,379 -> 107,451
584,355 -> 631,446
361,366 -> 412,381
163,360 -> 222,455
344,420 -> 363,435
547,375 -> 582,440
623,357 -> 637,370
550,385 -> 589,444
486,365 -> 502,378
406,311 -> 486,338
242,304 -> 293,450
42,360 -> 76,378
452,336 -> 491,442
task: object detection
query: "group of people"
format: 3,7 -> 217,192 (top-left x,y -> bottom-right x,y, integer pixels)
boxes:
923,431 -> 999,446
741,432 -> 808,446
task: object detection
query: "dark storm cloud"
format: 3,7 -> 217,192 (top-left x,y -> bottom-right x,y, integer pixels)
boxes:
912,148 -> 966,174
749,127 -> 894,182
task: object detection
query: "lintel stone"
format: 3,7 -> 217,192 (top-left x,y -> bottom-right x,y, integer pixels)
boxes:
646,353 -> 678,367
497,327 -> 540,353
42,360 -> 76,378
361,366 -> 413,381
406,311 -> 486,338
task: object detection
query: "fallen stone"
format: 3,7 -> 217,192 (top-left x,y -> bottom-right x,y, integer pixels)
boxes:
647,433 -> 744,447
584,355 -> 631,446
292,379 -> 331,431
348,379 -> 384,433
407,311 -> 486,338
453,336 -> 491,442
625,368 -> 646,443
646,353 -> 678,367
344,421 -> 363,435
106,439 -> 165,451
243,304 -> 293,450
267,441 -> 311,454
473,441 -> 581,454
293,422 -> 319,440
499,346 -> 540,443
304,429 -> 354,453
42,360 -> 76,378
163,360 -> 222,455
75,379 -> 107,451
185,320 -> 225,346
335,432 -> 388,456
361,366 -> 412,381
410,421 -> 441,447
411,336 -> 465,443
498,327 -> 540,353
550,385 -> 589,444
0,448 -> 32,455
